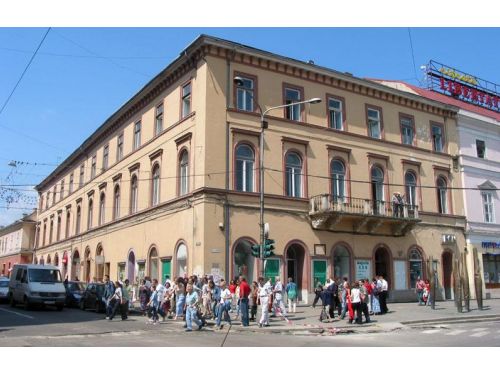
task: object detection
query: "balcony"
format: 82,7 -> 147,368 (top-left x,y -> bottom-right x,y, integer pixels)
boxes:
309,194 -> 421,236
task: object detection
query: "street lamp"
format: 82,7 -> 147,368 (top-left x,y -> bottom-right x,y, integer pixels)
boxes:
234,76 -> 322,277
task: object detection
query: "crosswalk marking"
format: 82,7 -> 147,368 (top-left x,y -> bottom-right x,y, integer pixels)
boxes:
422,329 -> 442,334
445,330 -> 467,336
470,331 -> 489,337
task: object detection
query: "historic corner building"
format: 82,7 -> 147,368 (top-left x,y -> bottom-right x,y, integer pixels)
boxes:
379,61 -> 500,296
33,35 -> 467,302
0,212 -> 36,276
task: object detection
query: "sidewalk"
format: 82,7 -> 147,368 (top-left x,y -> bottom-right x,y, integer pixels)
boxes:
129,299 -> 500,335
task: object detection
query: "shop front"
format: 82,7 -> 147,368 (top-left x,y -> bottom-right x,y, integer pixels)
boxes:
481,241 -> 500,288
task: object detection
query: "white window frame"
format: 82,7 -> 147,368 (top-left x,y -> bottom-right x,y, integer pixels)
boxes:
367,108 -> 381,139
155,104 -> 163,136
133,122 -> 141,151
328,98 -> 343,130
182,82 -> 192,118
482,192 -> 495,223
284,88 -> 301,121
236,77 -> 254,112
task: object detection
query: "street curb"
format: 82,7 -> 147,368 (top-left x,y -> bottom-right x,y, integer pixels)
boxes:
400,314 -> 500,325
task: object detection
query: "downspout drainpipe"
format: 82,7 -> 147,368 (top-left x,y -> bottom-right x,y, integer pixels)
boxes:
224,52 -> 233,281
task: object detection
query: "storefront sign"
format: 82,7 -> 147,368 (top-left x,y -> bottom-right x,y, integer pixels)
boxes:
427,60 -> 500,113
482,241 -> 500,249
355,260 -> 371,281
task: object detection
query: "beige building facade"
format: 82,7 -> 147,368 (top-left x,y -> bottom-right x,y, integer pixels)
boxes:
34,35 -> 466,301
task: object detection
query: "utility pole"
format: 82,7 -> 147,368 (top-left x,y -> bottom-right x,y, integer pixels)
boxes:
462,251 -> 470,312
453,245 -> 463,313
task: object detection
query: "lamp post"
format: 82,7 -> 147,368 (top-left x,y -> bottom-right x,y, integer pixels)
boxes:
233,76 -> 321,277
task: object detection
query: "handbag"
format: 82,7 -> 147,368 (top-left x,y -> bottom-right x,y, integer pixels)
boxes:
319,307 -> 328,322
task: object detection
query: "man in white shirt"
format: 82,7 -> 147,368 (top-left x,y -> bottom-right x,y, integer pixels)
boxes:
258,277 -> 272,328
273,276 -> 288,319
378,275 -> 389,314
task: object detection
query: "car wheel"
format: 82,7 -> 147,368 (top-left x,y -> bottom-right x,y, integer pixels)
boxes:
9,294 -> 16,307
23,296 -> 31,311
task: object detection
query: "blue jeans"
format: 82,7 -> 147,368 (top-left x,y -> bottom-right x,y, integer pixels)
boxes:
240,298 -> 249,326
417,290 -> 423,304
176,295 -> 185,316
216,301 -> 231,326
186,306 -> 202,330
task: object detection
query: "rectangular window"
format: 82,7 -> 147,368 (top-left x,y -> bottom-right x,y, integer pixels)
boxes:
181,82 -> 192,118
155,103 -> 164,136
367,107 -> 381,139
60,180 -> 64,200
400,116 -> 414,145
69,173 -> 74,194
45,193 -> 49,209
117,133 -> 124,161
91,155 -> 96,179
79,164 -> 85,188
482,192 -> 495,223
236,76 -> 254,112
133,121 -> 141,150
431,124 -> 444,152
284,87 -> 301,121
102,144 -> 109,171
476,139 -> 486,158
328,97 -> 344,130
53,187 -> 57,205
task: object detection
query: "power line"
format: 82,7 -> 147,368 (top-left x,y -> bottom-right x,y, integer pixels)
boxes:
52,30 -> 151,78
407,28 -> 420,87
0,27 -> 51,116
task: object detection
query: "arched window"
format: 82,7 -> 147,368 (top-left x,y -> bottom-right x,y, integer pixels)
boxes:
233,239 -> 255,282
179,150 -> 189,196
405,171 -> 417,207
46,254 -> 51,265
176,243 -> 187,277
235,144 -> 255,192
148,247 -> 159,281
113,185 -> 120,220
75,205 -> 81,235
331,159 -> 346,201
437,176 -> 448,214
285,152 -> 302,197
65,211 -> 71,238
409,248 -> 424,288
87,199 -> 93,230
130,175 -> 138,214
333,245 -> 351,280
151,164 -> 161,206
99,193 -> 105,225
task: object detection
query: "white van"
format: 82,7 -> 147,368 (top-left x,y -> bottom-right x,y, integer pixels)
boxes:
8,264 -> 65,311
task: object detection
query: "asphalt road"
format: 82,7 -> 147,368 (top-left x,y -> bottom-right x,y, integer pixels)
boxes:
1,303 -> 499,346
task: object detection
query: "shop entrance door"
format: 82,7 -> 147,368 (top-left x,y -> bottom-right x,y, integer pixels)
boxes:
161,260 -> 171,284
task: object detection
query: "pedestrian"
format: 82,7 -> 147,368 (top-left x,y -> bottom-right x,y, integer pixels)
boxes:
162,282 -> 173,319
146,282 -> 160,325
108,281 -> 123,321
273,276 -> 287,319
202,279 -> 213,318
312,279 -> 323,308
249,281 -> 259,321
325,277 -> 338,319
153,279 -> 167,321
238,276 -> 251,327
120,280 -> 130,320
416,276 -> 425,305
258,277 -> 272,328
286,277 -> 298,314
216,279 -> 232,329
229,279 -> 237,313
340,277 -> 349,319
174,277 -> 186,320
124,279 -> 133,310
371,277 -> 381,315
378,275 -> 389,314
234,279 -> 241,319
423,279 -> 431,306
358,280 -> 370,323
185,282 -> 203,331
103,275 -> 115,319
212,280 -> 221,320
139,279 -> 150,316
349,282 -> 362,324
363,279 -> 373,314
335,277 -> 343,316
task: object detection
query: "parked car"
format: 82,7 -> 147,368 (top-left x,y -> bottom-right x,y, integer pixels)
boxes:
64,281 -> 87,307
0,277 -> 9,303
79,282 -> 106,312
8,264 -> 66,311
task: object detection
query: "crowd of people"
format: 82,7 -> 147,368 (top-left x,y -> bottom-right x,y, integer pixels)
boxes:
99,272 -> 393,330
312,275 -> 389,324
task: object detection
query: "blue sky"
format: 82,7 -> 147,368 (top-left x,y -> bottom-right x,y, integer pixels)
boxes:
1,27 -> 500,225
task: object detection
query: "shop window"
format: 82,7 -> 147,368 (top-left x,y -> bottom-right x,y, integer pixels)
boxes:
408,248 -> 423,288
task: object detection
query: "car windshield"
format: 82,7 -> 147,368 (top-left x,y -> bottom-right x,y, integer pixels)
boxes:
28,269 -> 62,283
68,282 -> 86,291
0,280 -> 8,287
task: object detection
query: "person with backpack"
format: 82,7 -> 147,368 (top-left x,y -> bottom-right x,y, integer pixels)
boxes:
286,277 -> 298,314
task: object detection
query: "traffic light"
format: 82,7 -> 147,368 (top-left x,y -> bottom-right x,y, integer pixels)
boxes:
251,243 -> 261,258
263,239 -> 275,258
